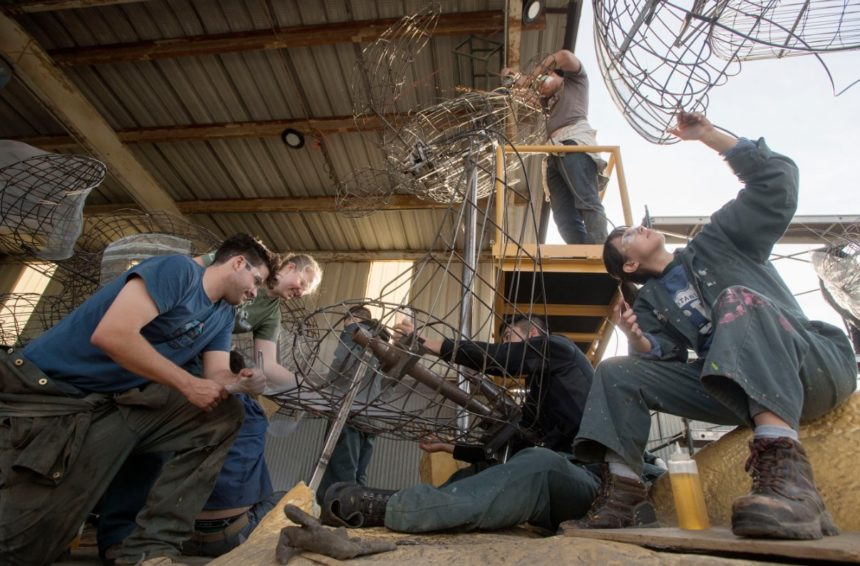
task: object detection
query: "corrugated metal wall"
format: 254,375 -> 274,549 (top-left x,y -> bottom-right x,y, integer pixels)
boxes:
264,414 -> 422,492
265,257 -> 498,490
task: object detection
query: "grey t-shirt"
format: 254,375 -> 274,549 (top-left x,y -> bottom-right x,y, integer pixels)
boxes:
543,67 -> 589,135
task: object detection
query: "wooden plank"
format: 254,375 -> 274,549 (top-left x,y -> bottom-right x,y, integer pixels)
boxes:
0,11 -> 180,216
15,115 -> 403,150
500,303 -> 610,317
49,12 -> 546,66
562,526 -> 860,564
1,0 -> 141,13
209,482 -> 315,566
84,194 -> 451,215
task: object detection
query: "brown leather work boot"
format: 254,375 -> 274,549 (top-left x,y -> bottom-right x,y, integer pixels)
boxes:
562,466 -> 658,530
731,437 -> 838,540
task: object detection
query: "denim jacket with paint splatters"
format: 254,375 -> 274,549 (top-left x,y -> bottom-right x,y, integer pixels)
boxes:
633,137 -> 808,361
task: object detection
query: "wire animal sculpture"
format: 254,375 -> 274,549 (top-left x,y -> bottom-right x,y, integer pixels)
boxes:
593,0 -> 860,144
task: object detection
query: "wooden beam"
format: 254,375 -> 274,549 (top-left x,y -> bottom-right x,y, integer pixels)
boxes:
501,303 -> 610,317
276,250 -> 496,263
506,0 -> 523,70
48,11 -> 545,67
1,0 -> 142,13
15,114 -> 398,150
0,11 -> 180,216
84,195 -> 452,215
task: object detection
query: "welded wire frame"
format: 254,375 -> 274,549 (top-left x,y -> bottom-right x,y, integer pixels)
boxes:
593,0 -> 739,144
351,3 -> 440,126
11,210 -> 221,315
0,153 -> 106,260
386,90 -> 545,203
268,140 -> 556,444
0,292 -> 76,347
711,0 -> 860,61
335,168 -> 412,217
594,1 -> 860,144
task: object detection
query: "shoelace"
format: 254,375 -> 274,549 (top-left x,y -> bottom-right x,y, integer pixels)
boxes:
746,438 -> 790,492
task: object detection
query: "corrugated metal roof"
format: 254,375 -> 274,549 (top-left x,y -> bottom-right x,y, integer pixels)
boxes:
1,0 -> 567,253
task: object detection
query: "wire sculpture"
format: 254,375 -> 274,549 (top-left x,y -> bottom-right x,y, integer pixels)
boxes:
0,209 -> 221,346
0,292 -> 75,347
0,140 -> 106,260
593,0 -> 860,144
345,3 -> 545,206
334,168 -> 410,218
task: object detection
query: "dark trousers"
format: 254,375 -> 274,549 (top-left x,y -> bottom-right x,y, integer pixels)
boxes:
385,447 -> 600,533
181,490 -> 285,557
95,452 -> 168,552
546,141 -> 607,244
574,286 -> 857,473
0,384 -> 242,566
317,424 -> 376,502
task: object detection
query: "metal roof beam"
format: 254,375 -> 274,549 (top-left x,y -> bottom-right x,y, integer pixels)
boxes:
0,11 -> 180,216
47,11 -> 545,67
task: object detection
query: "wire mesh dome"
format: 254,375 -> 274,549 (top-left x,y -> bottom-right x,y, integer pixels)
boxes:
335,168 -> 412,218
711,0 -> 860,62
0,292 -> 77,347
386,90 -> 545,203
0,141 -> 106,260
351,3 -> 440,125
592,0 -> 736,144
269,131 -> 560,444
593,0 -> 860,144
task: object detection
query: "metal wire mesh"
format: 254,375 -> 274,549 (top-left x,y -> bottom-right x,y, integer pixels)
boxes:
270,143 -> 555,444
712,0 -> 860,61
0,141 -> 106,260
593,0 -> 860,144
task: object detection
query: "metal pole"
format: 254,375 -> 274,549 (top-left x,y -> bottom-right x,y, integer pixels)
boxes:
457,147 -> 479,433
308,350 -> 372,495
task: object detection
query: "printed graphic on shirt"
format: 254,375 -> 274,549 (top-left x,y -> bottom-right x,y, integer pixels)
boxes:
672,283 -> 712,335
167,319 -> 205,349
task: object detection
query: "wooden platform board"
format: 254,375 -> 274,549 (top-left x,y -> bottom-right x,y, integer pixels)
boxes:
561,526 -> 860,563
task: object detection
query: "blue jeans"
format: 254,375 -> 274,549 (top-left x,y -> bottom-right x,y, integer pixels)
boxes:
545,140 -> 607,244
181,490 -> 285,557
316,425 -> 376,503
385,447 -> 600,532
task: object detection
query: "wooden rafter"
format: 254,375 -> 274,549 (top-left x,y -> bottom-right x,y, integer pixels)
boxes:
83,195 -> 455,215
0,10 -> 180,216
15,114 -> 401,150
48,11 -> 545,67
500,303 -> 611,317
0,0 -> 141,13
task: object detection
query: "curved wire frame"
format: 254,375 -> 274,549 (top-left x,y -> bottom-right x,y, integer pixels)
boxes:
385,90 -> 545,203
593,0 -> 860,144
0,292 -> 77,347
269,135 -> 556,443
0,144 -> 106,260
335,168 -> 412,218
351,3 -> 441,126
711,0 -> 860,61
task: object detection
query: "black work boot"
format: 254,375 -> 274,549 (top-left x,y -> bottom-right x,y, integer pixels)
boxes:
320,482 -> 397,528
731,437 -> 838,540
562,466 -> 658,530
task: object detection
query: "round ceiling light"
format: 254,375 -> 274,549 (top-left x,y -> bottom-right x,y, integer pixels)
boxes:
281,128 -> 305,149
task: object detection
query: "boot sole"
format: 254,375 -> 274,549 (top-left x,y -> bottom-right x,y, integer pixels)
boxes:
732,509 -> 838,540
